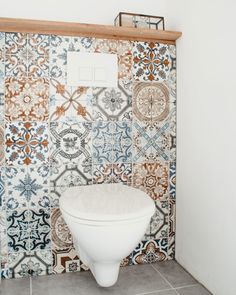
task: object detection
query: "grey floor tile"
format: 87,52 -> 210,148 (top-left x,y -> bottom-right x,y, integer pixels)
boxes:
116,264 -> 170,294
152,261 -> 197,288
0,277 -> 30,295
176,284 -> 212,295
32,264 -> 170,295
145,290 -> 177,295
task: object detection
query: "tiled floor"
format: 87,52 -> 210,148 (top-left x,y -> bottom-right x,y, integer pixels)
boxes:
1,261 -> 212,295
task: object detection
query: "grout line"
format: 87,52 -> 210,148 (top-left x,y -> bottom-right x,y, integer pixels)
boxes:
30,276 -> 32,295
134,286 -> 177,295
150,264 -> 179,294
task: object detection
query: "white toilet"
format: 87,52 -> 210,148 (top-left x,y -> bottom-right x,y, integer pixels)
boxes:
59,183 -> 155,287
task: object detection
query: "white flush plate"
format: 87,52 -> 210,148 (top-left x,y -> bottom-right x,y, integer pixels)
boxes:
67,52 -> 118,88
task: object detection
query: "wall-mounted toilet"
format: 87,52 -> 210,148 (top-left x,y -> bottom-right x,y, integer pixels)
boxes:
60,184 -> 155,287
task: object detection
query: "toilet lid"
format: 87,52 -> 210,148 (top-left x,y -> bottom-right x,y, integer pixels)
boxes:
60,184 -> 155,222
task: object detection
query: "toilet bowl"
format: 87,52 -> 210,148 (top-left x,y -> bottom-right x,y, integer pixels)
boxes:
59,183 -> 155,287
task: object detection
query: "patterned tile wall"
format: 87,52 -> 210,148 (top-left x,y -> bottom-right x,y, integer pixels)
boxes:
0,31 -> 176,279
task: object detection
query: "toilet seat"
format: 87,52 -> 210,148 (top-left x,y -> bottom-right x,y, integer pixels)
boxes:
60,184 -> 155,223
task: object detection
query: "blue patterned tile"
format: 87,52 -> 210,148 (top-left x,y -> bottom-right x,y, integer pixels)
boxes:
130,239 -> 168,264
169,162 -> 176,199
5,167 -> 28,210
5,33 -> 49,78
113,122 -> 132,163
5,122 -> 49,166
92,121 -> 115,164
7,208 -> 50,253
92,121 -> 132,164
5,166 -> 49,210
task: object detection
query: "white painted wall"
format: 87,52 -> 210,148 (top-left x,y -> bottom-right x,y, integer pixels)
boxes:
1,0 -> 166,25
166,1 -> 236,294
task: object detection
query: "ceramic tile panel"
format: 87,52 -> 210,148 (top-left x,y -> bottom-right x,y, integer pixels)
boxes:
50,121 -> 92,166
5,33 -> 49,78
5,121 -> 49,166
132,41 -> 171,82
130,239 -> 169,265
0,30 -> 177,279
92,79 -> 132,121
92,121 -> 132,164
5,77 -> 49,121
49,78 -> 93,122
8,250 -> 52,278
133,162 -> 169,200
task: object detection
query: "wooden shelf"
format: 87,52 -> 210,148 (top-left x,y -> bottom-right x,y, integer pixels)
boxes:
0,17 -> 182,44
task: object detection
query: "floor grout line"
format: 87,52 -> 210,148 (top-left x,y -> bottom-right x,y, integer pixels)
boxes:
30,276 -> 32,295
150,264 -> 179,295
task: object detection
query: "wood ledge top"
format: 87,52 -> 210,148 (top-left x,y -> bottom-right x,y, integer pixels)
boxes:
0,17 -> 182,44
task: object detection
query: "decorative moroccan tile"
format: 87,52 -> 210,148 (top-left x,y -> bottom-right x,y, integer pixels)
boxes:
7,208 -> 50,252
27,165 -> 50,208
93,39 -> 132,81
92,80 -> 132,121
145,200 -> 169,240
113,121 -> 132,163
112,163 -> 132,184
92,121 -> 115,164
132,121 -> 154,163
27,34 -> 49,78
6,165 -> 49,210
169,162 -> 176,199
130,239 -> 168,264
50,78 -> 93,122
51,208 -> 73,250
93,121 -> 132,164
169,199 -> 176,239
132,41 -> 170,82
133,82 -> 169,123
93,164 -> 113,184
50,35 -> 94,82
5,33 -> 49,78
8,250 -> 52,278
0,167 -> 5,208
93,163 -> 132,184
5,121 -> 49,166
50,163 -> 92,207
5,77 -> 49,121
0,124 -> 4,166
50,121 -> 92,167
52,247 -> 88,274
150,122 -> 170,161
133,120 -> 170,162
133,162 -> 169,200
5,33 -> 28,77
5,166 -> 29,210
